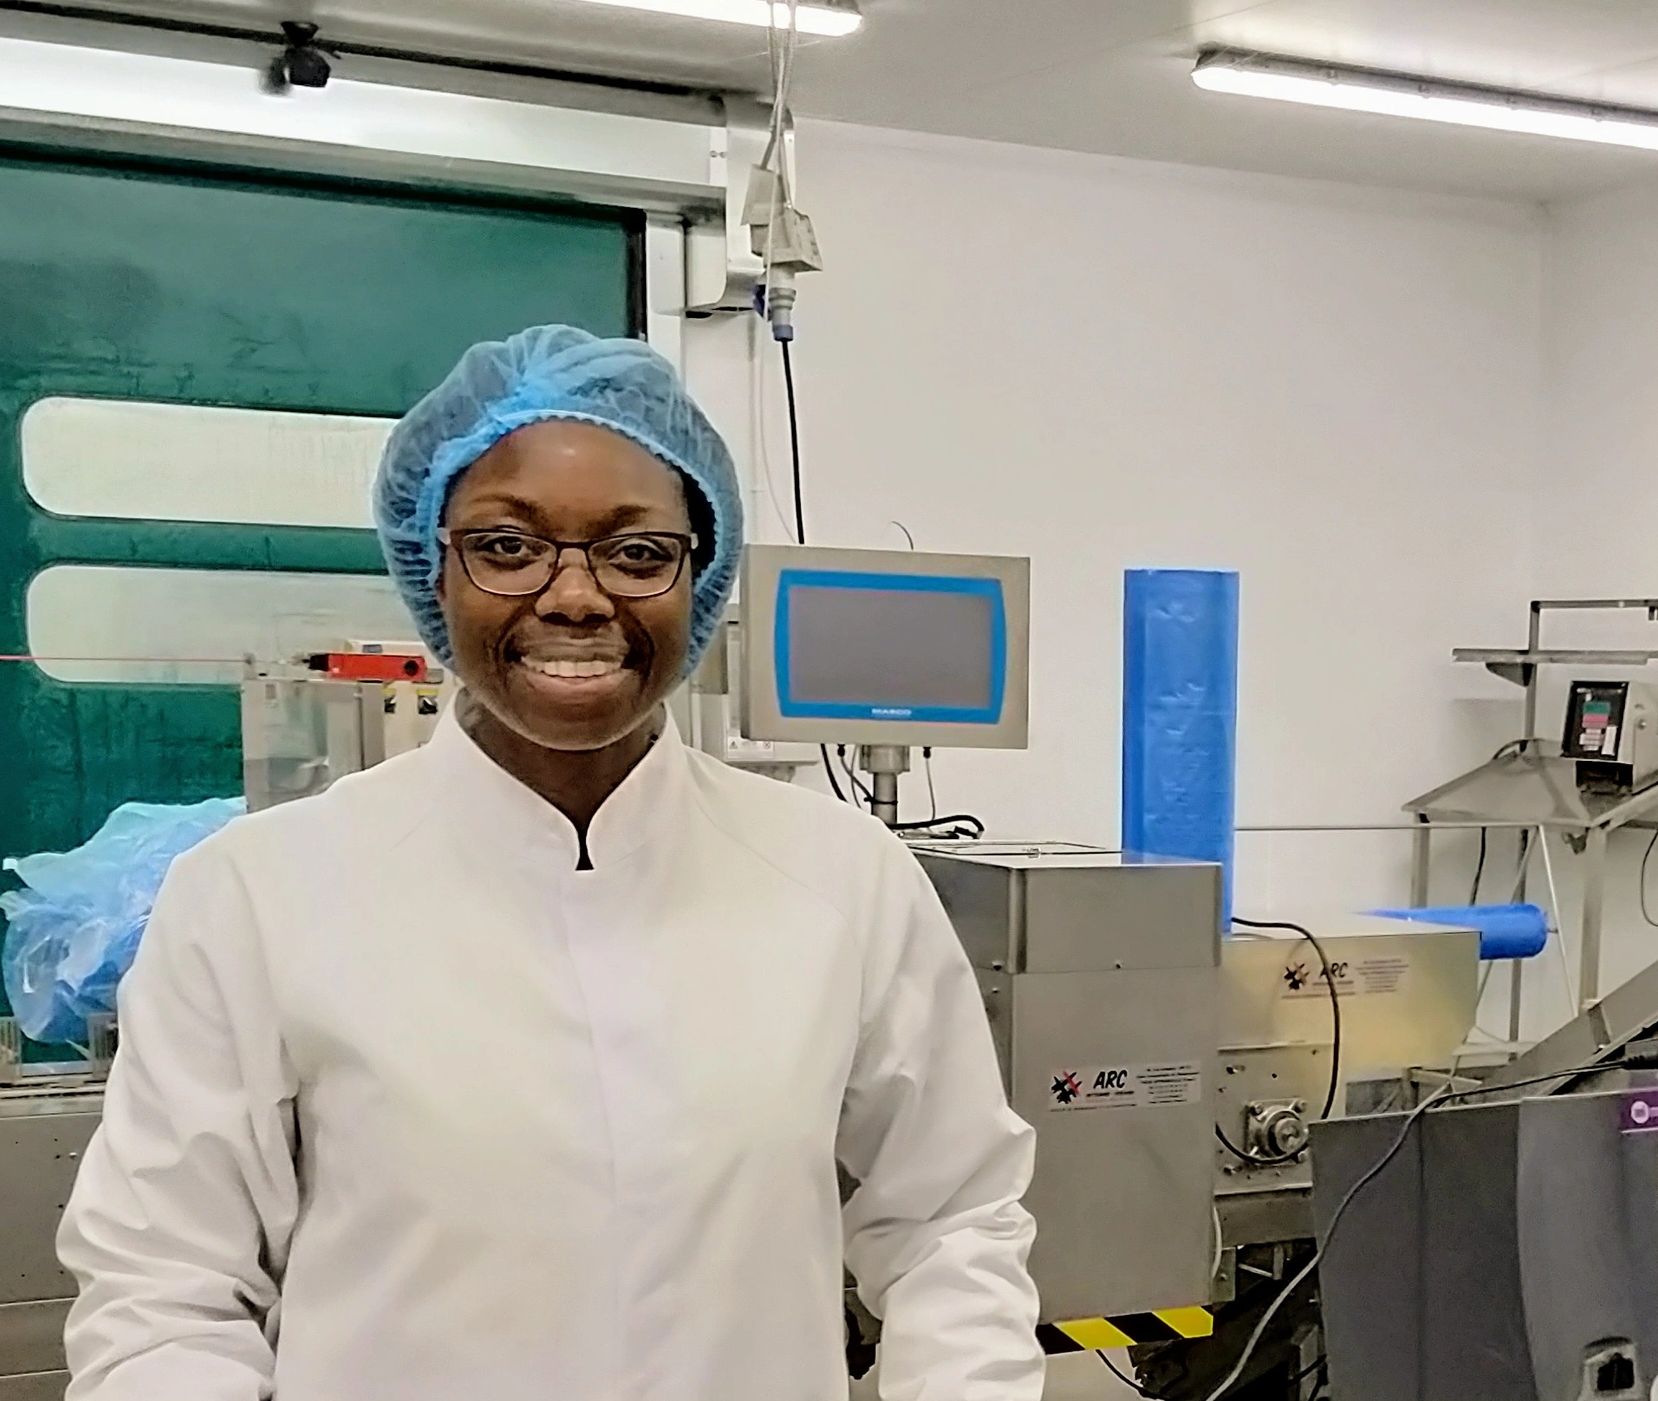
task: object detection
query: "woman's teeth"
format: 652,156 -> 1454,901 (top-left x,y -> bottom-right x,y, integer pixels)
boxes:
523,658 -> 624,679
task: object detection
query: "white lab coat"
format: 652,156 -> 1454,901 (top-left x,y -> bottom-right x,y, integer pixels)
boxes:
59,708 -> 1042,1400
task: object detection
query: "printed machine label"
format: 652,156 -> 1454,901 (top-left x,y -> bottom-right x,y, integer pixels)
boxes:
1048,1062 -> 1203,1112
1281,954 -> 1410,1001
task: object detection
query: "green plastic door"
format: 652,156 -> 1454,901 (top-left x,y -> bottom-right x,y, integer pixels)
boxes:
0,150 -> 637,1044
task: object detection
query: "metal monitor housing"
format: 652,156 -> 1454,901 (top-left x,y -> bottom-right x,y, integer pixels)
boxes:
739,543 -> 1031,750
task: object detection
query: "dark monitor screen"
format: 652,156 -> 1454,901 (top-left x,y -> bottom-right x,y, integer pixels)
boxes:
777,571 -> 1006,724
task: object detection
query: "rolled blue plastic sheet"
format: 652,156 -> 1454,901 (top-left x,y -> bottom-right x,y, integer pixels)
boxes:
1369,903 -> 1549,961
1121,568 -> 1239,930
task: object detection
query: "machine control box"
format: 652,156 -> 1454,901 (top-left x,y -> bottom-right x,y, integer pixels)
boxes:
1564,680 -> 1658,791
915,845 -> 1221,1321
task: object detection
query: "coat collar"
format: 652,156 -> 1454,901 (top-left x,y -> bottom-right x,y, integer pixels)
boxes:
422,698 -> 690,872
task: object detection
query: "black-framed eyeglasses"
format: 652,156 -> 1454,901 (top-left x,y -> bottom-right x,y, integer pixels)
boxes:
437,528 -> 697,600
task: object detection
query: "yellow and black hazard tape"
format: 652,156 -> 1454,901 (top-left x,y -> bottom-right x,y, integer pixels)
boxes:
1037,1308 -> 1213,1354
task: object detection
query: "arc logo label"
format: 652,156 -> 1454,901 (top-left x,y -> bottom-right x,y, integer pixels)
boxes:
1047,1063 -> 1202,1112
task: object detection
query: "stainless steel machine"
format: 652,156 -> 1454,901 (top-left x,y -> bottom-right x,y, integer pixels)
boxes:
241,652 -> 443,812
0,1088 -> 102,1401
909,839 -> 1484,1388
1213,918 -> 1478,1222
916,844 -> 1222,1322
1314,1081 -> 1658,1401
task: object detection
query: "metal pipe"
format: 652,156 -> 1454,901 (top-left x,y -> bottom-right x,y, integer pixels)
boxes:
1509,827 -> 1531,1042
1535,823 -> 1574,1013
1532,598 -> 1658,612
870,771 -> 899,828
1524,601 -> 1542,742
1234,821 -> 1530,832
1411,821 -> 1430,906
1581,826 -> 1608,1008
856,745 -> 910,830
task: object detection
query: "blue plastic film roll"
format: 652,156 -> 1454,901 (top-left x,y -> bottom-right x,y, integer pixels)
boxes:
1370,903 -> 1549,961
1122,569 -> 1239,929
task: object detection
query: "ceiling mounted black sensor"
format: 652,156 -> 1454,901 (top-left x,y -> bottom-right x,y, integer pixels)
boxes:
264,21 -> 334,94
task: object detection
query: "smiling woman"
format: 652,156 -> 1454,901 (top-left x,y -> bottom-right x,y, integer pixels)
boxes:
437,420 -> 700,824
372,326 -> 740,675
368,326 -> 743,838
57,323 -> 1044,1401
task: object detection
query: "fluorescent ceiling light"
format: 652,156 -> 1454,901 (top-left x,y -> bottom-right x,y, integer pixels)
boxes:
569,0 -> 862,37
1192,48 -> 1658,153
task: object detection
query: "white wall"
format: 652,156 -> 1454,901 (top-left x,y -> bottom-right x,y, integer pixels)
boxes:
1540,179 -> 1658,605
1528,179 -> 1658,1031
688,120 -> 1544,919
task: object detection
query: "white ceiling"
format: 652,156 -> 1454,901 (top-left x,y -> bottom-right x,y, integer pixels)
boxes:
57,0 -> 1658,201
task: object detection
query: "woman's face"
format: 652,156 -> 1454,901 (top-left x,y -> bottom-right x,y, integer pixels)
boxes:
438,420 -> 695,753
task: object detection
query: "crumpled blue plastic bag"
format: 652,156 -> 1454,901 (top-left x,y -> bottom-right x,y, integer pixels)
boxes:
0,798 -> 244,1043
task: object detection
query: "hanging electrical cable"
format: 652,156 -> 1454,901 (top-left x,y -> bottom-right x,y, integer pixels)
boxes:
1470,740 -> 1530,904
838,745 -> 875,808
891,743 -> 984,839
752,319 -> 800,542
772,306 -> 846,804
748,6 -> 796,542
821,746 -> 849,803
746,0 -> 823,342
1214,917 -> 1342,1168
1096,1351 -> 1157,1398
781,341 -> 806,544
1641,829 -> 1658,929
754,0 -> 839,799
754,16 -> 976,843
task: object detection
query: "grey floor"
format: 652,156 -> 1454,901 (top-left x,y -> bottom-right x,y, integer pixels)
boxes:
850,1348 -> 1142,1399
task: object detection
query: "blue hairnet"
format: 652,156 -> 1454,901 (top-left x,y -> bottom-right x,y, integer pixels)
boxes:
374,325 -> 743,674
